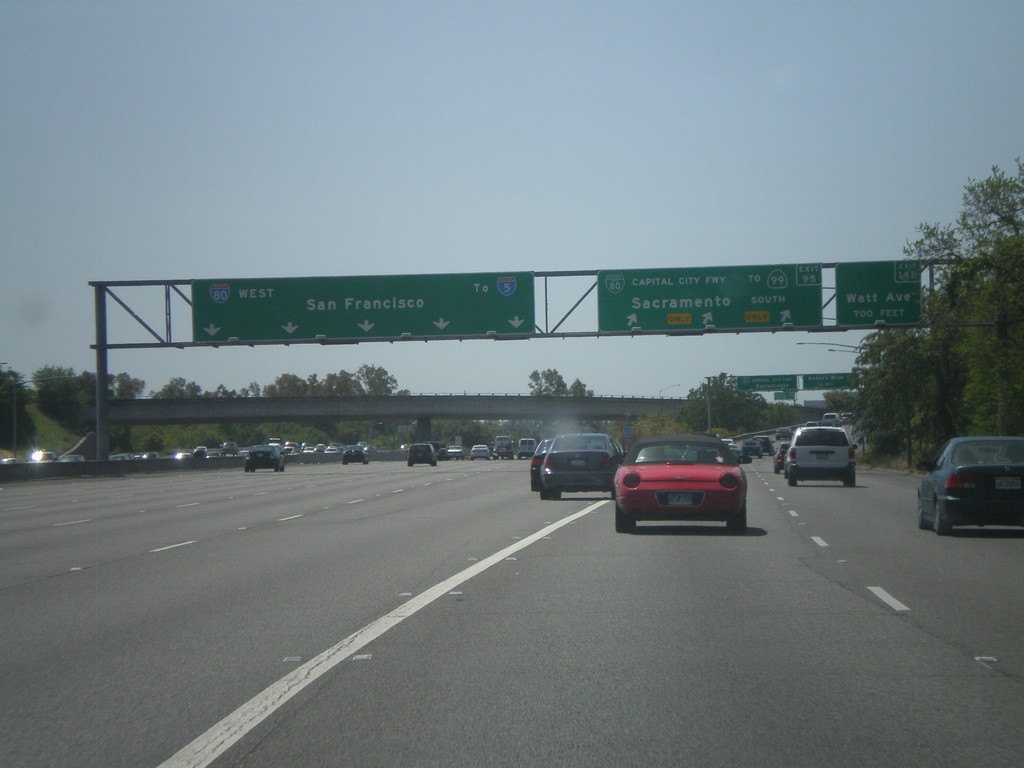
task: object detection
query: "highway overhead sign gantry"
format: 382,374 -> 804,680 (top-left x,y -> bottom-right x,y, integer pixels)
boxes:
192,273 -> 535,342
835,260 -> 921,325
597,264 -> 823,333
802,372 -> 853,390
737,374 -> 800,391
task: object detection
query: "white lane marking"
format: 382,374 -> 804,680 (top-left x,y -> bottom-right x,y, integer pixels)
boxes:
277,514 -> 304,522
788,510 -> 799,517
811,536 -> 829,547
347,499 -> 364,504
868,586 -> 910,613
53,519 -> 92,527
175,502 -> 200,508
150,541 -> 197,553
4,505 -> 36,511
156,499 -> 610,768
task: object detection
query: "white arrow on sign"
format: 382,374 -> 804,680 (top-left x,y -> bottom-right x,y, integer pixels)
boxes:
282,322 -> 299,334
204,324 -> 221,336
702,312 -> 714,325
626,313 -> 639,327
780,309 -> 792,323
508,316 -> 526,328
359,320 -> 374,332
434,318 -> 450,330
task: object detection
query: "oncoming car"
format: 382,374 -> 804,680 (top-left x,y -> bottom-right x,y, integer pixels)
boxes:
916,436 -> 1024,535
244,445 -> 285,472
613,434 -> 751,533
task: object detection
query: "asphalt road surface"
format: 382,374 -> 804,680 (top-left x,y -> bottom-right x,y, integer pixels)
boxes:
2,458 -> 1022,767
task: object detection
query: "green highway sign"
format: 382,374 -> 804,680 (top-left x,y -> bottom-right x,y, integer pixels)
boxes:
835,260 -> 921,325
192,273 -> 534,342
737,374 -> 799,391
597,264 -> 823,332
802,372 -> 852,390
774,391 -> 797,401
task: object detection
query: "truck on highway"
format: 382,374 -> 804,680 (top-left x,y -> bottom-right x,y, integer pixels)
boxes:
492,435 -> 514,460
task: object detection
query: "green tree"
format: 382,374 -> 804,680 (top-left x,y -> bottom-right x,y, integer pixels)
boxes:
528,369 -> 569,397
33,365 -> 87,428
357,365 -> 399,396
679,374 -> 770,435
151,377 -> 203,398
0,368 -> 35,455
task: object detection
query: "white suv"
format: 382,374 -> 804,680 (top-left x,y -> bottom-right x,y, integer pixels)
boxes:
786,426 -> 857,487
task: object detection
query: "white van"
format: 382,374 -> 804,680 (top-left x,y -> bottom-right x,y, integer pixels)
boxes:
822,412 -> 841,427
517,438 -> 537,459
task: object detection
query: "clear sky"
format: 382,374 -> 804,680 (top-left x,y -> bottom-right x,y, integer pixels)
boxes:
2,1 -> 1021,401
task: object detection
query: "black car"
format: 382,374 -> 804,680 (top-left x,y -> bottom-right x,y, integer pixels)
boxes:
538,433 -> 623,500
407,443 -> 437,467
917,436 -> 1024,535
245,445 -> 285,472
342,445 -> 369,465
529,438 -> 553,492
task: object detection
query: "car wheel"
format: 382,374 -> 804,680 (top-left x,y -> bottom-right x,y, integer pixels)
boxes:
787,470 -> 797,486
431,459 -> 437,466
727,505 -> 748,533
407,461 -> 414,467
773,465 -> 780,474
614,503 -> 635,533
934,501 -> 953,536
363,458 -> 368,464
916,496 -> 931,530
342,458 -> 348,465
843,468 -> 856,487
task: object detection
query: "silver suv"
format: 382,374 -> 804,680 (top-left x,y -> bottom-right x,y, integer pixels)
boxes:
786,426 -> 856,487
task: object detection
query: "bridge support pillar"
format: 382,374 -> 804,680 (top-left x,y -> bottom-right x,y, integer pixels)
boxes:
415,417 -> 432,442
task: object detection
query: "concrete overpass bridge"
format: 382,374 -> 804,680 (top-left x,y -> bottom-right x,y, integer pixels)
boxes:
103,394 -> 687,440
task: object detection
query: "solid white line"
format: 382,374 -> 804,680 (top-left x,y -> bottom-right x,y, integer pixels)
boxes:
150,541 -> 197,553
277,514 -> 304,522
811,536 -> 829,547
868,586 -> 910,613
53,519 -> 92,527
156,499 -> 610,768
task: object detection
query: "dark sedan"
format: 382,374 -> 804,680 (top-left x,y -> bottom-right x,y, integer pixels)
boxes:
244,445 -> 285,473
342,445 -> 369,465
529,438 -> 552,492
538,433 -> 622,500
917,436 -> 1024,535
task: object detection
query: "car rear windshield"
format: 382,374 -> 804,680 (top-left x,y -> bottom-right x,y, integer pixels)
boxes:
631,442 -> 730,465
795,429 -> 849,447
554,435 -> 609,452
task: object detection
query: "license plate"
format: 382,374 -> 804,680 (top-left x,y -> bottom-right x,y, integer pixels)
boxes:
666,492 -> 696,505
995,477 -> 1021,490
569,458 -> 586,468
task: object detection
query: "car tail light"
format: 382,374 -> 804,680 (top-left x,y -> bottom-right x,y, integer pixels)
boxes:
531,455 -> 544,470
788,447 -> 796,460
719,470 -> 741,489
621,472 -> 641,489
946,471 -> 976,490
848,447 -> 856,459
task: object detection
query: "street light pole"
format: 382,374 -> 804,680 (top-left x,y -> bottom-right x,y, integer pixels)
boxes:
705,376 -> 713,431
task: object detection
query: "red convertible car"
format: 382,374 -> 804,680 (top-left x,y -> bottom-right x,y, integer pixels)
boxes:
613,434 -> 751,533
